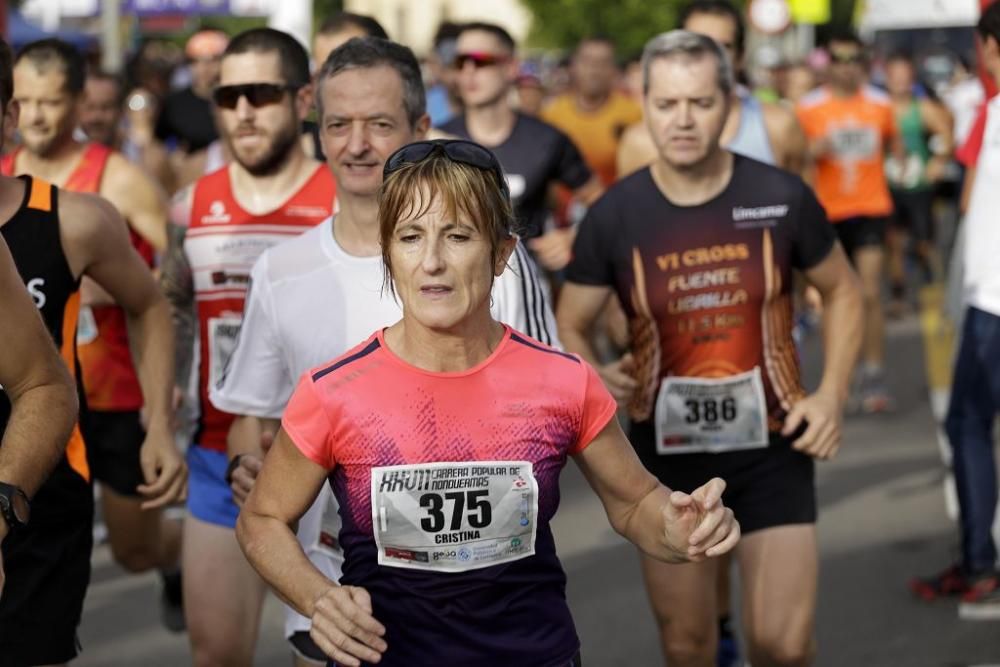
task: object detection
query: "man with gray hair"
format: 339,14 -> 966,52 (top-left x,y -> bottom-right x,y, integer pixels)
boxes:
213,36 -> 556,665
558,30 -> 863,666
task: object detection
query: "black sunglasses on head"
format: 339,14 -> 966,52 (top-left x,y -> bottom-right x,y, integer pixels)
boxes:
383,140 -> 511,203
212,83 -> 299,110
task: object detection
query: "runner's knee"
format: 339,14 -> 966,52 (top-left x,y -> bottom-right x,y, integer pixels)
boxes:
109,541 -> 159,573
661,625 -> 715,665
747,630 -> 814,666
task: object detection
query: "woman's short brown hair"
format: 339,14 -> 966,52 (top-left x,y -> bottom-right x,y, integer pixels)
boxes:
377,153 -> 516,295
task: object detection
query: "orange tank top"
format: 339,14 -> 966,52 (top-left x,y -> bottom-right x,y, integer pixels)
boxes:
2,144 -> 154,411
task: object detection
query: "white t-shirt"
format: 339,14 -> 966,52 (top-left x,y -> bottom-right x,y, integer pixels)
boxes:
943,77 -> 986,148
963,96 -> 1000,318
210,215 -> 559,637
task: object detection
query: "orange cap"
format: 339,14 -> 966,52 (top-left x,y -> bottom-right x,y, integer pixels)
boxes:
186,30 -> 229,60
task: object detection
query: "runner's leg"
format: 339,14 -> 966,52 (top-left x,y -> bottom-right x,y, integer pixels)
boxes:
854,244 -> 886,369
739,524 -> 818,667
183,515 -> 267,667
640,553 -> 719,667
101,486 -> 173,572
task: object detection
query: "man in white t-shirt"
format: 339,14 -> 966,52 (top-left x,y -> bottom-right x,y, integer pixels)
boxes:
210,37 -> 557,664
910,3 -> 1000,620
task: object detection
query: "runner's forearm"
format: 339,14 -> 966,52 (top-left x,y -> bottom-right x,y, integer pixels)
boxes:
127,296 -> 176,431
0,380 -> 77,497
236,510 -> 337,617
619,483 -> 687,563
817,280 -> 863,402
227,415 -> 279,459
160,223 -> 195,387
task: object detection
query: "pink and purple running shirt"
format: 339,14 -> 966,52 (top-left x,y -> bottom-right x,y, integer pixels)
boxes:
283,325 -> 617,665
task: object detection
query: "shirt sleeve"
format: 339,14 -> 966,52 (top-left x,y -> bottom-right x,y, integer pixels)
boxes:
282,373 -> 336,470
209,256 -> 293,418
791,182 -> 837,271
565,193 -> 616,286
957,104 -> 988,167
491,242 -> 562,349
570,361 -> 619,455
552,128 -> 593,190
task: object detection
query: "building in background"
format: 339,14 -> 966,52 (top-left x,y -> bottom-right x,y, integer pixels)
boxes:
345,0 -> 531,54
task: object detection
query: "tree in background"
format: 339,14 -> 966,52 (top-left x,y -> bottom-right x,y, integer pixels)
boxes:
521,0 -> 857,58
522,0 -> 749,57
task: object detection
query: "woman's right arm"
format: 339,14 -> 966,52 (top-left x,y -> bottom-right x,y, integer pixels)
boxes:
236,428 -> 333,615
236,429 -> 388,666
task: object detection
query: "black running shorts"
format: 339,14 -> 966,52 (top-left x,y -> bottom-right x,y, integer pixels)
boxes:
0,459 -> 93,665
84,409 -> 146,497
629,424 -> 816,534
833,216 -> 889,258
890,189 -> 935,242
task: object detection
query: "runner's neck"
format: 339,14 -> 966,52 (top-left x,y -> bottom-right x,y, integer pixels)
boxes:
227,146 -> 315,216
16,139 -> 88,185
384,315 -> 505,373
830,82 -> 861,99
464,102 -> 517,148
650,148 -> 734,207
575,89 -> 610,113
332,193 -> 381,257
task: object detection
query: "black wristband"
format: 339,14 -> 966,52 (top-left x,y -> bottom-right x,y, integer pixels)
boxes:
224,454 -> 245,486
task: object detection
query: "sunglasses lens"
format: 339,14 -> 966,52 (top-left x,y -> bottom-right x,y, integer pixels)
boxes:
213,86 -> 240,109
213,84 -> 289,109
455,53 -> 504,69
247,84 -> 287,106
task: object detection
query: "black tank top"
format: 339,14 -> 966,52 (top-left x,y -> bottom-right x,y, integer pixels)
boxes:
0,176 -> 91,516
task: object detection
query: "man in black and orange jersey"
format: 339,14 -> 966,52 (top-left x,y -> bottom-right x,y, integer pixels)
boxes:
558,31 -> 863,667
0,235 -> 79,598
0,36 -> 184,666
160,28 -> 335,666
4,39 -> 186,625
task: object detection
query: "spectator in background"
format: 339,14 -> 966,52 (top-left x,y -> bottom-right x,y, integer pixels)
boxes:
155,28 -> 228,154
81,71 -> 175,191
542,36 -> 641,187
303,12 -> 389,161
780,61 -> 818,105
515,62 -> 546,116
621,55 -> 643,103
312,12 -> 388,71
882,51 -> 953,313
942,55 -> 985,157
911,1 -> 1000,620
426,22 -> 462,126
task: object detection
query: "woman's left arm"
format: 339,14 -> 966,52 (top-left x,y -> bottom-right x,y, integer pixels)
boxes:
572,418 -> 740,563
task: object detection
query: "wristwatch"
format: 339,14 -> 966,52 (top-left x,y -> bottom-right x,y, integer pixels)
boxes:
0,482 -> 30,532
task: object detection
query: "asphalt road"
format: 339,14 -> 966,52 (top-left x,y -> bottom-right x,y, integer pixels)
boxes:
76,314 -> 1000,666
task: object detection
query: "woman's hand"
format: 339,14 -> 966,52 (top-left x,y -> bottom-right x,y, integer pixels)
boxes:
661,477 -> 740,562
310,585 -> 388,666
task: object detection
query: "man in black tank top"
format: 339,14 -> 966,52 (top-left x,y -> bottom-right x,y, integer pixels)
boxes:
0,37 -> 185,666
0,234 -> 78,597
